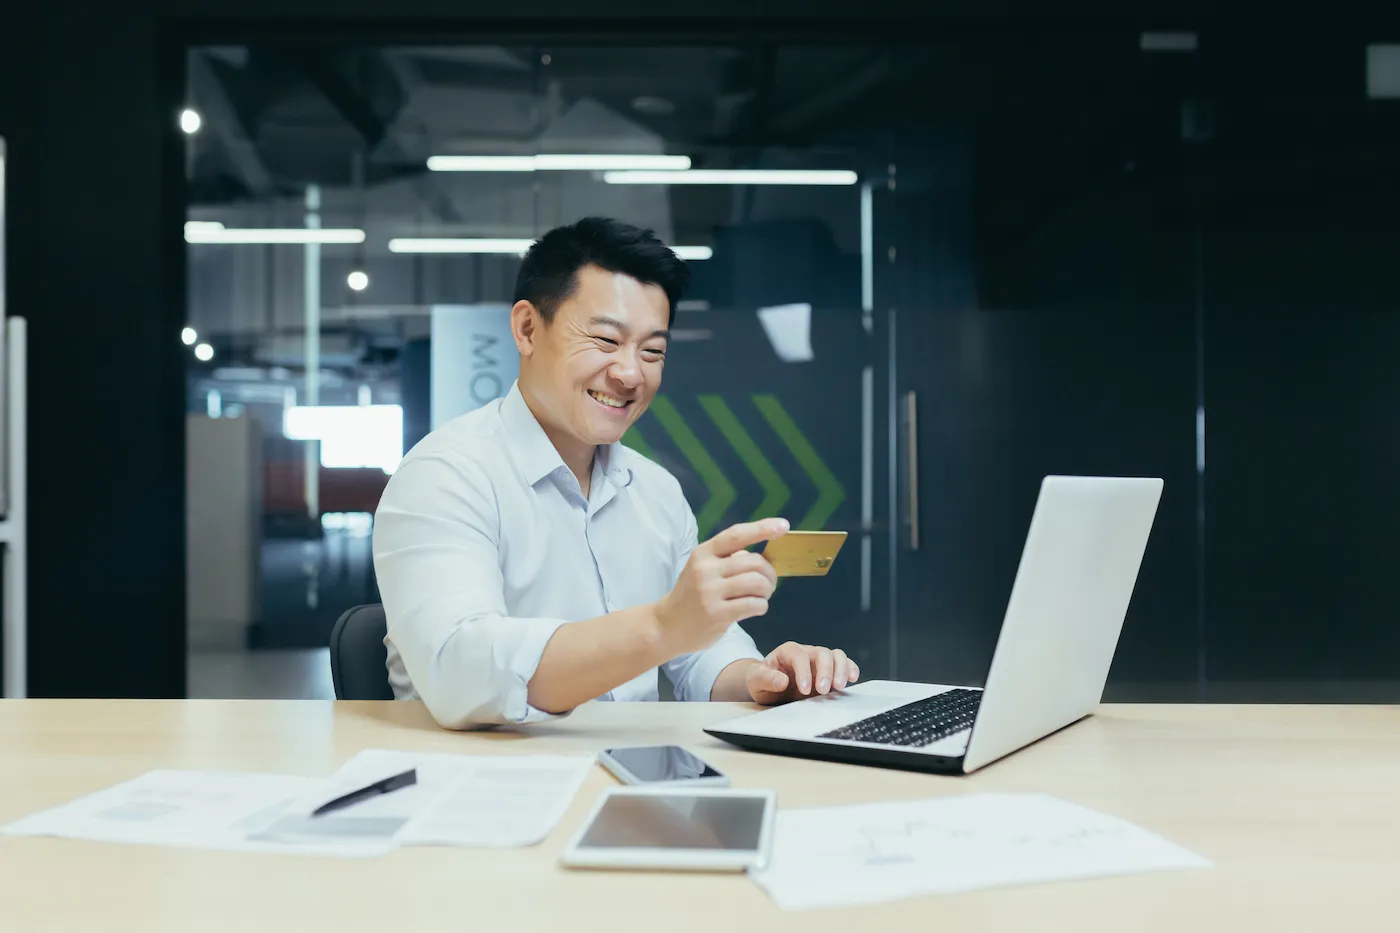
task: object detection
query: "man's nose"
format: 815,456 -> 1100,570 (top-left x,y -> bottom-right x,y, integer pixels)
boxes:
610,349 -> 644,387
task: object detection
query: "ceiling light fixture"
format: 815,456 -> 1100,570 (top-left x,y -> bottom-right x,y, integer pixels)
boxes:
388,238 -> 535,254
180,109 -> 202,134
181,327 -> 198,346
427,154 -> 692,172
185,226 -> 366,245
193,342 -> 215,362
387,238 -> 713,259
604,169 -> 858,186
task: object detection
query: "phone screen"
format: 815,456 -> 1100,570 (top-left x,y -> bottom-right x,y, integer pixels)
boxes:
604,745 -> 723,782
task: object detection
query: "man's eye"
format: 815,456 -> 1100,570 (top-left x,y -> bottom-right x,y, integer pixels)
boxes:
643,348 -> 666,360
595,336 -> 619,346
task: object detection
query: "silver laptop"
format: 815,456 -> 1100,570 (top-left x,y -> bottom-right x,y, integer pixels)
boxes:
705,475 -> 1164,774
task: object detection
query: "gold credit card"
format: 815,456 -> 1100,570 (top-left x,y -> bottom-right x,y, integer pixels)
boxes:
761,530 -> 848,577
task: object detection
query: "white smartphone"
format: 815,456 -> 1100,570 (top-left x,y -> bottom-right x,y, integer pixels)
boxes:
597,745 -> 730,787
560,785 -> 776,872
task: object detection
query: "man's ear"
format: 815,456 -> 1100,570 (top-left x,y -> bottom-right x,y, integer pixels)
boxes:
510,300 -> 540,357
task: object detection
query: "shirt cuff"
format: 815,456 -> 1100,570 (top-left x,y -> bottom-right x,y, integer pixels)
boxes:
491,616 -> 573,724
680,631 -> 764,702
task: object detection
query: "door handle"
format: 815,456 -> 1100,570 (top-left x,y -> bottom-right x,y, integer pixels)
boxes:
902,390 -> 920,550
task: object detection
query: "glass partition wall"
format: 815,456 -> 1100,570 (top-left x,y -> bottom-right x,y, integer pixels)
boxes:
185,30 -> 1400,703
183,44 -> 897,697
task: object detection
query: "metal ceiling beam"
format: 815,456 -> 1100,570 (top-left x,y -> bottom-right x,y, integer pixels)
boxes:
188,51 -> 273,197
379,50 -> 464,225
295,52 -> 392,149
769,53 -> 918,135
406,56 -> 538,95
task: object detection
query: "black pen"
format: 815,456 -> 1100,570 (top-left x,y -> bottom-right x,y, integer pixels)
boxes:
311,767 -> 418,817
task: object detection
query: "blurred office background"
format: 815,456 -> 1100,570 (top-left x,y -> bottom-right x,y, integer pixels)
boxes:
5,9 -> 1400,703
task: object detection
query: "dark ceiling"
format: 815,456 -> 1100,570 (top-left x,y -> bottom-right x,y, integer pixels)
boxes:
181,32 -> 1400,373
187,33 -> 1400,226
185,44 -> 931,205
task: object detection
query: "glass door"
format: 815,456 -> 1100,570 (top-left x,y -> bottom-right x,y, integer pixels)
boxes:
888,29 -> 1203,695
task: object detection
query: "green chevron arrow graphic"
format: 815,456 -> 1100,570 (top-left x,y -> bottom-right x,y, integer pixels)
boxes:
649,396 -> 736,537
751,394 -> 846,530
697,394 -> 791,522
621,425 -> 657,462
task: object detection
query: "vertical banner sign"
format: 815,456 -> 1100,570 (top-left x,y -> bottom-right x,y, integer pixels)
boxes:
430,304 -> 518,429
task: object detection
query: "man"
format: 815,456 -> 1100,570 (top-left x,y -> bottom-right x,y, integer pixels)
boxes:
373,216 -> 858,730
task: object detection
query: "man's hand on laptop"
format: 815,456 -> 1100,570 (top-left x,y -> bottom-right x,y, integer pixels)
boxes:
659,517 -> 859,707
745,641 -> 859,706
654,518 -> 790,654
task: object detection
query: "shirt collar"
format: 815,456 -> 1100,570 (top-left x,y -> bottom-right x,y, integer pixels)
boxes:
499,381 -> 633,489
595,438 -> 634,488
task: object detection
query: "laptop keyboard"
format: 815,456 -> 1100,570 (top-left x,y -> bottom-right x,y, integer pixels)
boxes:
817,688 -> 982,748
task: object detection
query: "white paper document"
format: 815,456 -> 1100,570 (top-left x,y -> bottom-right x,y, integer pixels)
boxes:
256,748 -> 594,849
749,792 -> 1212,910
1,770 -> 393,858
2,751 -> 593,857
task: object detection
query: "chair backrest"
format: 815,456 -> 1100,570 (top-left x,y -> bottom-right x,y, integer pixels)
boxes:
328,604 -> 394,700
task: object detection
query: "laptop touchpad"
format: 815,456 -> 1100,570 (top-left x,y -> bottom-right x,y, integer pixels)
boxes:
735,692 -> 902,738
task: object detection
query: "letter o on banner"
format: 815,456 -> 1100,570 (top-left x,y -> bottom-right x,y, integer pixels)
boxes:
430,304 -> 519,429
470,371 -> 504,406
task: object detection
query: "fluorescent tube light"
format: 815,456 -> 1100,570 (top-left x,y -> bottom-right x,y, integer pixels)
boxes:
186,226 -> 366,245
535,154 -> 690,171
184,221 -> 225,234
427,156 -> 534,172
388,238 -> 712,259
603,169 -> 858,186
388,238 -> 535,254
427,154 -> 691,172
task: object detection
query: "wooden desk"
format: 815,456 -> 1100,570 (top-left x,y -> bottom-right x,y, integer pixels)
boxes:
1,699 -> 1398,931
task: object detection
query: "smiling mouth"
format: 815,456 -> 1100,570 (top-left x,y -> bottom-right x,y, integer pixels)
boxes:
587,389 -> 634,411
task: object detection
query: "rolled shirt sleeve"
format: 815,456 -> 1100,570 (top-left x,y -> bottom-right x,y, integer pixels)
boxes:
660,506 -> 764,702
372,452 -> 569,729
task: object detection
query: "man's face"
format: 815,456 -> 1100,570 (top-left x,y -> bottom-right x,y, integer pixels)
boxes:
514,264 -> 671,449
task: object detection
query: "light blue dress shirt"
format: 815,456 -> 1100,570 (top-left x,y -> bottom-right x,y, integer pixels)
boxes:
372,381 -> 763,730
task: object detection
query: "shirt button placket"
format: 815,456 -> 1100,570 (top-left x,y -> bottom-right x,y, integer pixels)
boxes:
584,511 -> 611,613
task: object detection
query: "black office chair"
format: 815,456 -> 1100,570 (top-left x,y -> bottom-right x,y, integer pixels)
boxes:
329,604 -> 395,700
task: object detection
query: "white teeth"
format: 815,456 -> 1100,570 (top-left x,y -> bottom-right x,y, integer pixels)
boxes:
588,390 -> 627,409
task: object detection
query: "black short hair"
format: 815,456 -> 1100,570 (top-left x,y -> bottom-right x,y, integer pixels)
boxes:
513,217 -> 691,326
